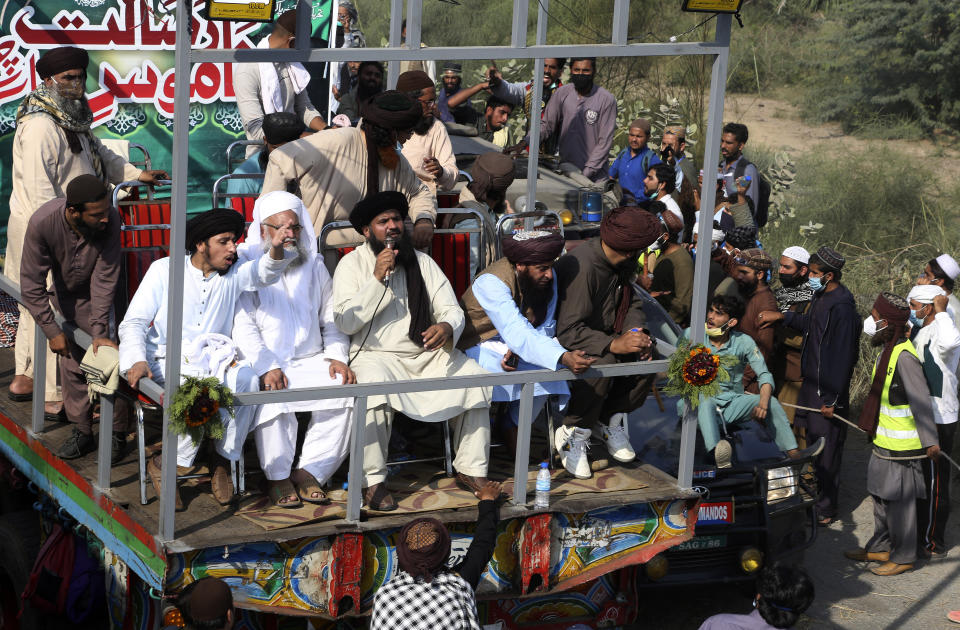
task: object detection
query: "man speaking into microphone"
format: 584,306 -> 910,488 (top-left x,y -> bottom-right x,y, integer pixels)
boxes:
332,192 -> 493,511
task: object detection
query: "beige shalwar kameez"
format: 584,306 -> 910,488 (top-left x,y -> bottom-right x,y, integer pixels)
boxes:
6,113 -> 141,400
260,127 -> 436,254
332,243 -> 491,487
399,118 -> 459,196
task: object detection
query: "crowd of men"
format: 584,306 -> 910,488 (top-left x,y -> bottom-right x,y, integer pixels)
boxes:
6,14 -> 960,615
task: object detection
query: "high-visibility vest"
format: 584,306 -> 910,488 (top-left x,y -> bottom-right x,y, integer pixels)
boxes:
872,340 -> 923,451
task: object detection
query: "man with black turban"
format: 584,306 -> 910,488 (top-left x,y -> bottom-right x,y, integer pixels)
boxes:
371,481 -> 501,629
119,208 -> 297,509
235,8 -> 326,159
553,207 -> 661,478
7,46 -> 168,411
841,292 -> 939,577
226,112 -> 305,198
458,230 -> 594,452
262,90 -> 437,267
332,191 -> 492,511
19,175 -> 129,461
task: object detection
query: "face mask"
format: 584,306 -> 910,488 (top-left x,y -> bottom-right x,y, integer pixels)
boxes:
909,307 -> 927,328
863,315 -> 887,337
648,234 -> 668,253
570,74 -> 593,92
779,272 -> 804,288
705,321 -> 731,338
807,275 -> 824,292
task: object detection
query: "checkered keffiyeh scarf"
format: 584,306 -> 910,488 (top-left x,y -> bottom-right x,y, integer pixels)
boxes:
371,571 -> 481,630
15,84 -> 103,179
774,285 -> 813,314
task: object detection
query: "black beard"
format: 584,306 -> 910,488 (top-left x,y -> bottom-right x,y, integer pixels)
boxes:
357,81 -> 382,101
737,279 -> 759,296
75,222 -> 106,241
412,114 -> 433,136
871,329 -> 895,347
444,81 -> 461,94
518,271 -> 553,326
368,230 -> 417,269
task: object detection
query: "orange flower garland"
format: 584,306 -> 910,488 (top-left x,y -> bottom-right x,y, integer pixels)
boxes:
665,341 -> 737,408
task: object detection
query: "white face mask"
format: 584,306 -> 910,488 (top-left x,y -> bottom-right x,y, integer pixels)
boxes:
863,315 -> 887,337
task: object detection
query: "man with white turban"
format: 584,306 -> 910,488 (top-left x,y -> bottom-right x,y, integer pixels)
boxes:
233,191 -> 355,507
906,283 -> 960,557
917,253 -> 960,333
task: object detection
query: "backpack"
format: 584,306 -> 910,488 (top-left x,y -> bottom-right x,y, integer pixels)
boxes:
21,524 -> 75,616
734,158 -> 771,228
20,524 -> 105,622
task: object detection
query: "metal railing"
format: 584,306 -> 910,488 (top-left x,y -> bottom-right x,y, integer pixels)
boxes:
7,0 -> 732,544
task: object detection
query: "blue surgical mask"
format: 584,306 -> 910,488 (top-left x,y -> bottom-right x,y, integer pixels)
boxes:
807,275 -> 824,292
909,307 -> 926,328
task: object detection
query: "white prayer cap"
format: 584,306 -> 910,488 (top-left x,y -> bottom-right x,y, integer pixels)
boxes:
693,222 -> 725,246
238,190 -> 317,259
907,284 -> 946,304
782,246 -> 810,265
936,253 -> 960,280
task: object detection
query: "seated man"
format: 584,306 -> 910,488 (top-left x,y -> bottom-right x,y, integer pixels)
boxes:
233,191 -> 355,508
332,192 -> 493,511
226,112 -> 305,198
554,207 -> 662,478
681,295 -> 800,468
472,96 -> 515,149
119,208 -> 296,509
458,230 -> 595,452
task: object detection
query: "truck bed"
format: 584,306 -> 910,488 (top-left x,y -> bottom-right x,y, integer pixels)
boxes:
0,345 -> 699,614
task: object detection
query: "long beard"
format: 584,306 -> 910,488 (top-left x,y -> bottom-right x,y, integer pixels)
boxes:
518,272 -> 553,325
357,81 -> 382,101
50,82 -> 92,122
413,114 -> 433,136
263,238 -> 309,269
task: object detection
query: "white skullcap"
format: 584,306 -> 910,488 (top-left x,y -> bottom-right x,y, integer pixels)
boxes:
693,222 -> 725,245
907,284 -> 946,304
782,246 -> 810,265
936,253 -> 960,280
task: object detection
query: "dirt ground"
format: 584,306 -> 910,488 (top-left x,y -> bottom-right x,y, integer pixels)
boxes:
724,94 -> 960,183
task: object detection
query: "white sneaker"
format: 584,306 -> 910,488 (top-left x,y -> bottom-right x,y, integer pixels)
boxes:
554,426 -> 592,479
714,439 -> 733,469
595,413 -> 636,463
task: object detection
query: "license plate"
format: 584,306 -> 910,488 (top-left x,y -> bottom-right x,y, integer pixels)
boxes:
697,500 -> 734,525
693,468 -> 717,479
676,534 -> 728,551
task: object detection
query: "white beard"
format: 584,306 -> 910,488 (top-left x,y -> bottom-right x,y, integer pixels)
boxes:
263,238 -> 309,269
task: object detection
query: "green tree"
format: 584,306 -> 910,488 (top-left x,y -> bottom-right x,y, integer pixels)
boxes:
802,0 -> 960,133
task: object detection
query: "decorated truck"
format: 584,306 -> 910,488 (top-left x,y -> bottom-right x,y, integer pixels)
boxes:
0,2 -> 765,628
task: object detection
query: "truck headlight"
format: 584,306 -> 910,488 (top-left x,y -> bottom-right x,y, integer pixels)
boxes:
767,466 -> 797,502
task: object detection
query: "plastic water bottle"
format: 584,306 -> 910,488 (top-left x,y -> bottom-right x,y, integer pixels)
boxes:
535,462 -> 551,509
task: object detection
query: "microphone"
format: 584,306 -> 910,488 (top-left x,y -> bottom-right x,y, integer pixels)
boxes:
383,236 -> 397,282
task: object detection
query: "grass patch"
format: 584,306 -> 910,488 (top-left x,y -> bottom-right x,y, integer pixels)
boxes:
759,146 -> 959,407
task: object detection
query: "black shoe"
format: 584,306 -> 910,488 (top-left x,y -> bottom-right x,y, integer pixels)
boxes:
57,427 -> 96,460
111,433 -> 127,464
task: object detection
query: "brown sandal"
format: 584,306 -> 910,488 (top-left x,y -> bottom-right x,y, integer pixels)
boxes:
292,470 -> 329,505
210,459 -> 235,505
268,479 -> 302,509
147,455 -> 184,511
364,483 -> 398,512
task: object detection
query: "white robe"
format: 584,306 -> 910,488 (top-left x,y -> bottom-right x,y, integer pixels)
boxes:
331,243 -> 490,421
233,255 -> 354,425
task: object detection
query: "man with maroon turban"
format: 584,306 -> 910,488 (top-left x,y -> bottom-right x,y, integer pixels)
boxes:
843,292 -> 939,576
7,46 -> 168,412
553,207 -> 661,478
458,230 -> 595,452
371,480 -> 501,629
